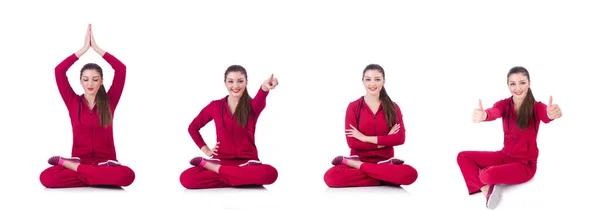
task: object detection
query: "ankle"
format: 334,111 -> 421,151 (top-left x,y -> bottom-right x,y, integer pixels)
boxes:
57,158 -> 65,166
199,159 -> 208,167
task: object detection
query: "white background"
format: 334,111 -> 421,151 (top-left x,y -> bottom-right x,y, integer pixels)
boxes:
1,0 -> 599,210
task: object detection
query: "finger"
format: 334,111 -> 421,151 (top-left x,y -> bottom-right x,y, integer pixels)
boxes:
349,124 -> 357,130
478,99 -> 483,110
549,95 -> 553,106
269,74 -> 274,82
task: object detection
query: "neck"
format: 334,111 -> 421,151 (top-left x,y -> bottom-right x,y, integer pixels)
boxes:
513,97 -> 523,110
364,94 -> 380,103
84,94 -> 96,105
228,95 -> 240,105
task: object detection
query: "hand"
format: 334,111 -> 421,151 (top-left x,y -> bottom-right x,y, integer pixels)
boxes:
388,124 -> 401,135
261,74 -> 279,91
75,24 -> 92,57
346,124 -> 366,142
89,24 -> 106,56
547,96 -> 562,120
472,99 -> 487,123
203,142 -> 219,157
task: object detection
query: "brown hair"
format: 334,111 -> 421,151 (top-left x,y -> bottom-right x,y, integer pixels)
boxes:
224,65 -> 252,128
363,64 -> 397,128
80,63 -> 112,128
507,66 -> 535,130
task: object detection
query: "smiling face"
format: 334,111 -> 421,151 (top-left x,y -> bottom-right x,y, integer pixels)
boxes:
507,72 -> 530,102
362,69 -> 385,96
225,71 -> 247,98
80,69 -> 103,97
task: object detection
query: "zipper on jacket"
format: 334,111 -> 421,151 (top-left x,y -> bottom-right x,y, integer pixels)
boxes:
91,109 -> 95,165
232,117 -> 237,158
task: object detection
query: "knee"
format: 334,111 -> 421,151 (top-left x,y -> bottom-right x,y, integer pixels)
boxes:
179,168 -> 196,189
120,166 -> 136,187
457,151 -> 468,163
262,165 -> 279,185
400,165 -> 419,185
323,167 -> 343,187
39,168 -> 57,188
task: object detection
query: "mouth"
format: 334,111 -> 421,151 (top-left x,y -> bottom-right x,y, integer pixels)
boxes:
231,89 -> 241,94
369,87 -> 378,92
87,88 -> 94,91
514,91 -> 523,96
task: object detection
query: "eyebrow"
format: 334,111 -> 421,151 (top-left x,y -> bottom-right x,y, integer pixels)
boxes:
509,80 -> 527,83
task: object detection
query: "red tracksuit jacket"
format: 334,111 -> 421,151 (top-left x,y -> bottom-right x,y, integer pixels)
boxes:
188,88 -> 269,161
345,97 -> 406,163
55,53 -> 126,165
484,97 -> 552,160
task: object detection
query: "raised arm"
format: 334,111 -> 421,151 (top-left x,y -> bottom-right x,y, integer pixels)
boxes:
251,87 -> 269,116
251,74 -> 278,115
55,54 -> 80,106
345,103 -> 379,150
103,52 -> 126,106
56,25 -> 92,106
188,101 -> 216,151
375,103 -> 406,146
88,25 -> 126,106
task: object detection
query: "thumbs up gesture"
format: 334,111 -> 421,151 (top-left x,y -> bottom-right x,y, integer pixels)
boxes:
547,96 -> 562,120
261,74 -> 279,91
472,99 -> 487,123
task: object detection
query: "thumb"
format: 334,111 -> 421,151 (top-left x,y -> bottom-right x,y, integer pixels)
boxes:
549,95 -> 553,106
478,99 -> 483,110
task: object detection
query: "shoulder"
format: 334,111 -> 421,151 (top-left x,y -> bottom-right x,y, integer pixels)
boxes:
492,97 -> 512,107
203,97 -> 227,110
391,101 -> 402,114
534,100 -> 548,109
347,97 -> 364,109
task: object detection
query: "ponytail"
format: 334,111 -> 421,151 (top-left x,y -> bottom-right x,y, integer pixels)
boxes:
96,85 -> 112,128
234,88 -> 252,128
379,87 -> 397,128
516,87 -> 535,130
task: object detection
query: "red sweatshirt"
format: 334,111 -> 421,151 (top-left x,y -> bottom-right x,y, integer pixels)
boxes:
55,53 -> 126,165
484,97 -> 553,160
345,97 -> 406,163
188,88 -> 269,161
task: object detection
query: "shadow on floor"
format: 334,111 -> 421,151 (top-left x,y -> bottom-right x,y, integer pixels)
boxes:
43,185 -> 126,192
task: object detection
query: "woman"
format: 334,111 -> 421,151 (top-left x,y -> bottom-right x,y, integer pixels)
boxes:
39,24 -> 135,188
457,66 -> 562,209
180,65 -> 279,189
323,64 -> 418,188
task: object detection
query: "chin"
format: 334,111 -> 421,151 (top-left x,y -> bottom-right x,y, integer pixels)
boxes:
513,95 -> 525,100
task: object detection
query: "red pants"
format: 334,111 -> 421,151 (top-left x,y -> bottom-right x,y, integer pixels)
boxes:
179,160 -> 278,189
457,151 -> 537,194
40,165 -> 136,188
323,162 -> 418,187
